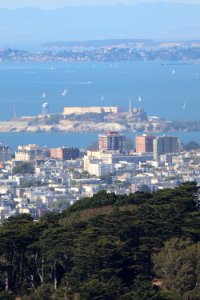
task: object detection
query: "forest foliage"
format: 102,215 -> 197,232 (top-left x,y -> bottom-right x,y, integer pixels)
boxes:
0,182 -> 200,299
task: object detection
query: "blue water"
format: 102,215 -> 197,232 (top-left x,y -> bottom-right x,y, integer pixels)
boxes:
0,61 -> 200,150
0,132 -> 98,151
0,61 -> 200,120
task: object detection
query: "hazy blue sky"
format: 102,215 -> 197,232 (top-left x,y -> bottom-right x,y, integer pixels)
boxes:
0,0 -> 199,44
0,0 -> 199,9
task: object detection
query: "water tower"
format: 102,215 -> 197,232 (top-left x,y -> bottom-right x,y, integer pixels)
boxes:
42,102 -> 49,115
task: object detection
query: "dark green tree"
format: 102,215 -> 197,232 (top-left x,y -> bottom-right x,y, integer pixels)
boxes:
12,162 -> 34,175
184,141 -> 200,151
153,238 -> 200,299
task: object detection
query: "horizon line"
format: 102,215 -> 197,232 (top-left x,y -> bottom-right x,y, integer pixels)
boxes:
0,2 -> 200,10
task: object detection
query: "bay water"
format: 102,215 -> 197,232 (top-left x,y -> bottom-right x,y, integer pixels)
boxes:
0,61 -> 200,150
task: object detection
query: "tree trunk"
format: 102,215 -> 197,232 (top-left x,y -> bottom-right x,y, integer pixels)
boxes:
5,271 -> 9,291
54,261 -> 57,290
35,252 -> 44,283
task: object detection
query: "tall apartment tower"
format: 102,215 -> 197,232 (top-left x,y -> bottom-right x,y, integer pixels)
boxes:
136,135 -> 155,153
99,132 -> 125,153
153,136 -> 180,161
0,144 -> 11,162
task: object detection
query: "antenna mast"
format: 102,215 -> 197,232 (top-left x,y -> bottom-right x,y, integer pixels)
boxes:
129,98 -> 132,113
13,105 -> 16,120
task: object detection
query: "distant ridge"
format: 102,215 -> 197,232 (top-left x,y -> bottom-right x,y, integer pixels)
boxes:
42,39 -> 200,49
42,39 -> 156,48
0,3 -> 200,45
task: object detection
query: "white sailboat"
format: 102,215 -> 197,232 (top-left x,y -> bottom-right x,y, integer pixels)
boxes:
42,92 -> 46,99
138,96 -> 142,102
182,102 -> 186,110
61,89 -> 68,96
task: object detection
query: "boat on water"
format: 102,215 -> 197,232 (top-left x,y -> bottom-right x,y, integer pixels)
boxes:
61,89 -> 68,96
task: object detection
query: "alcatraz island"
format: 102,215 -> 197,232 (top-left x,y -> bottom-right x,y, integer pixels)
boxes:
0,102 -> 199,134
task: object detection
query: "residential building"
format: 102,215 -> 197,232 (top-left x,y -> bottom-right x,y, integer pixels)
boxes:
153,136 -> 180,161
136,135 -> 155,153
50,147 -> 80,160
15,144 -> 50,161
99,132 -> 125,152
0,144 -> 11,162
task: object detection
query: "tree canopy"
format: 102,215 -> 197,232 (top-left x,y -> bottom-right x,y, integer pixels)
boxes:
0,182 -> 199,299
12,162 -> 34,175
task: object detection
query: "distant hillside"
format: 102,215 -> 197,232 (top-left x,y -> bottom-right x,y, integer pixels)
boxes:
0,3 -> 200,46
42,38 -> 200,50
42,38 -> 156,48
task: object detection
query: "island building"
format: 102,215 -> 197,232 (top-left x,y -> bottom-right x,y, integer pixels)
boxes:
50,147 -> 80,160
99,132 -> 125,153
62,106 -> 119,115
153,136 -> 180,161
0,144 -> 11,162
136,135 -> 155,153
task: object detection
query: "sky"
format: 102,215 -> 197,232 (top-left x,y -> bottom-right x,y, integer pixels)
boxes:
0,0 -> 199,9
0,0 -> 199,45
